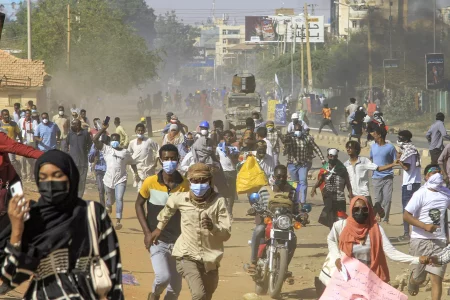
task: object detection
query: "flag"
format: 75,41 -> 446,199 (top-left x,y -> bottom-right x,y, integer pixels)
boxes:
274,73 -> 283,101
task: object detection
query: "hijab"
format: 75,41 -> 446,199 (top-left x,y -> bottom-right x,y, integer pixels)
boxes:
338,196 -> 390,282
0,150 -> 87,261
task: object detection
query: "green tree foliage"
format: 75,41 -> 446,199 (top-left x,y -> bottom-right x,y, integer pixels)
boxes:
154,11 -> 200,79
9,0 -> 159,94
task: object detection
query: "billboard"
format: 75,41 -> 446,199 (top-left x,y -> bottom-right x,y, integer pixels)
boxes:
245,15 -> 325,43
193,47 -> 206,61
426,53 -> 445,90
245,16 -> 278,42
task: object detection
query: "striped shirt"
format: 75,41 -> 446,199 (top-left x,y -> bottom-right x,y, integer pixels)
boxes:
0,201 -> 124,299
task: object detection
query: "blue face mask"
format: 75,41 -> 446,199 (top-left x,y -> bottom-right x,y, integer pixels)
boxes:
162,161 -> 178,174
110,141 -> 120,148
190,183 -> 210,197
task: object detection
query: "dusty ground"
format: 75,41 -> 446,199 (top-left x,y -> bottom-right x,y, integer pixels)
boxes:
1,108 -> 444,300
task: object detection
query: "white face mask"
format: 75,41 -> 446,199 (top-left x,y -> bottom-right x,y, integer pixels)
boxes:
42,119 -> 49,124
200,129 -> 208,136
58,111 -> 64,116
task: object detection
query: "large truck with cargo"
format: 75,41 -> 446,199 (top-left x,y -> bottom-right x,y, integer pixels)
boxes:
224,73 -> 262,130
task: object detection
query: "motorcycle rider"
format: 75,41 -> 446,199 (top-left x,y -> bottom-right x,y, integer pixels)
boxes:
245,165 -> 302,282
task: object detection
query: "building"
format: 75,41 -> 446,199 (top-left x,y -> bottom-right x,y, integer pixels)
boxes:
441,6 -> 450,26
215,20 -> 246,66
0,50 -> 50,111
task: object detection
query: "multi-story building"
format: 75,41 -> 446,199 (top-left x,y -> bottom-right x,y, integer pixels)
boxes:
214,20 -> 245,66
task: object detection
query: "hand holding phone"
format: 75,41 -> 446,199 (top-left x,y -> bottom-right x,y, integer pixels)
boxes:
10,182 -> 30,221
104,116 -> 110,126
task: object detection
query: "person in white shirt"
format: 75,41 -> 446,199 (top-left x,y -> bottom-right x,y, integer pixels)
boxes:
344,141 -> 397,208
345,97 -> 358,119
94,122 -> 140,230
396,130 -> 422,242
216,130 -> 239,218
19,109 -> 38,181
255,126 -> 273,157
128,123 -> 160,192
287,113 -> 309,133
237,140 -> 275,178
403,165 -> 450,299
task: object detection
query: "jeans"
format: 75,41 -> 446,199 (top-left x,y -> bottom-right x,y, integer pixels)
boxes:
176,259 -> 218,300
150,241 -> 182,300
273,151 -> 280,166
287,162 -> 312,204
372,176 -> 393,222
223,170 -> 237,217
105,181 -> 127,219
78,165 -> 88,198
21,156 -> 35,180
250,224 -> 297,264
8,153 -> 21,178
318,119 -> 339,135
430,148 -> 443,165
401,183 -> 421,235
95,170 -> 107,207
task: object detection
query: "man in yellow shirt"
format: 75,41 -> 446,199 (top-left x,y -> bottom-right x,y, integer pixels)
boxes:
1,109 -> 23,175
114,117 -> 129,148
316,103 -> 339,136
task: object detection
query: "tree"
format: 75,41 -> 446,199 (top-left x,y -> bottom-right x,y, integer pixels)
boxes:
11,0 -> 159,95
154,11 -> 200,80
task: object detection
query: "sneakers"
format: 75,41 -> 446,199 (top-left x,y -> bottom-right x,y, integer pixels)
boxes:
115,222 -> 122,230
398,234 -> 410,242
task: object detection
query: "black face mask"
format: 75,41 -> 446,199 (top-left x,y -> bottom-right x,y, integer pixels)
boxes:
328,158 -> 338,165
186,140 -> 194,147
352,211 -> 369,224
38,181 -> 69,206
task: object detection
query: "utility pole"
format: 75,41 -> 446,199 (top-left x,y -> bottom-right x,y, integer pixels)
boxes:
389,1 -> 392,58
304,3 -> 313,92
290,20 -> 295,96
368,8 -> 373,98
433,0 -> 436,52
67,4 -> 71,71
27,0 -> 32,60
300,26 -> 304,94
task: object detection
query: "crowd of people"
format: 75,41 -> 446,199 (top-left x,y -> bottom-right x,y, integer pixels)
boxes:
2,96 -> 450,300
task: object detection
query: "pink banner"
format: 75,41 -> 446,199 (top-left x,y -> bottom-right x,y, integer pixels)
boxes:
320,255 -> 408,300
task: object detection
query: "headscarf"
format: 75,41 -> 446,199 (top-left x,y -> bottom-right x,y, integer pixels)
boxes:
423,173 -> 450,198
339,196 -> 390,282
373,111 -> 386,125
164,124 -> 184,145
0,150 -> 87,261
187,163 -> 217,205
191,135 -> 217,165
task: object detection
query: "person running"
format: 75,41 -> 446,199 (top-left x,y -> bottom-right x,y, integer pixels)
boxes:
135,144 -> 189,300
370,126 -> 397,224
163,124 -> 184,147
34,112 -> 61,152
283,123 -> 325,205
344,140 -> 396,216
94,123 -> 140,230
237,140 -> 275,178
396,130 -> 422,242
344,97 -> 358,119
19,110 -> 38,182
266,120 -> 283,166
151,163 -> 231,300
348,106 -> 366,144
1,109 -> 23,175
178,132 -> 195,162
52,106 -> 70,151
66,119 -> 92,198
366,111 -> 388,142
216,130 -> 240,218
404,165 -> 450,299
317,103 -> 338,136
128,123 -> 160,191
426,112 -> 450,165
0,150 -> 123,299
88,133 -> 109,207
114,117 -> 129,148
312,148 -> 353,228
287,113 -> 309,133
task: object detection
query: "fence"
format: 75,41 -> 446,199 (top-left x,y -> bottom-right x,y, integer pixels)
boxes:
424,90 -> 449,115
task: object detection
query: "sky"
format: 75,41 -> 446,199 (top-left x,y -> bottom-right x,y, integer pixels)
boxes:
146,0 -> 332,25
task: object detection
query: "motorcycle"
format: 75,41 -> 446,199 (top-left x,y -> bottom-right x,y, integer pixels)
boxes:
247,194 -> 312,299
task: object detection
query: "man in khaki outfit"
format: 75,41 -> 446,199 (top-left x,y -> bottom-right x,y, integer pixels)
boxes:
151,163 -> 231,300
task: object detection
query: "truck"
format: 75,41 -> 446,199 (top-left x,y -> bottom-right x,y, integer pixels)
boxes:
224,73 -> 262,130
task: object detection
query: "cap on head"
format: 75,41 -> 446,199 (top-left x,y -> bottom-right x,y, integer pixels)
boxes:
327,148 -> 339,156
291,113 -> 299,119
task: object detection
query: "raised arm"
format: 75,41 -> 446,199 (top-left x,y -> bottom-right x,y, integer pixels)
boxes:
0,133 -> 42,159
93,123 -> 108,150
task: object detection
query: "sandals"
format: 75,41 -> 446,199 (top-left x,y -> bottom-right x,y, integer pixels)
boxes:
373,202 -> 385,220
245,263 -> 257,275
407,270 -> 420,296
